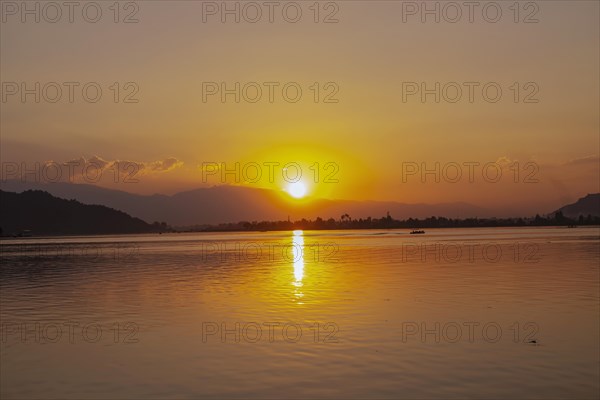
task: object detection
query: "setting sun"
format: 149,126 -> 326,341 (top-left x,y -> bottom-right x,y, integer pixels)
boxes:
287,182 -> 307,198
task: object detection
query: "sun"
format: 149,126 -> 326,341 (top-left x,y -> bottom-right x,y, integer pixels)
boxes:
287,181 -> 307,198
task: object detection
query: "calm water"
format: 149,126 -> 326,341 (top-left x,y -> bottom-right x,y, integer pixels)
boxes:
1,227 -> 599,399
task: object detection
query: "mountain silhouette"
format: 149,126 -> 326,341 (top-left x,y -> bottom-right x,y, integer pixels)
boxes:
1,180 -> 490,226
0,190 -> 157,235
554,193 -> 600,218
2,187 -> 597,235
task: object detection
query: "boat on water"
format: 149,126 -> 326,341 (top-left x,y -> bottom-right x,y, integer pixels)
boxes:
410,230 -> 425,234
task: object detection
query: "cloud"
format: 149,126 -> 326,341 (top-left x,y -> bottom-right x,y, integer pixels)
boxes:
88,155 -> 111,170
562,155 -> 599,167
38,156 -> 183,183
145,157 -> 184,172
495,156 -> 515,168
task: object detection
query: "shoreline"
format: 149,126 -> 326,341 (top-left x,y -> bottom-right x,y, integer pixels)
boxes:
1,224 -> 599,240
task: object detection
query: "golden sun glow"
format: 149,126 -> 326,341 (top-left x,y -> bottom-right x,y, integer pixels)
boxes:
287,181 -> 307,198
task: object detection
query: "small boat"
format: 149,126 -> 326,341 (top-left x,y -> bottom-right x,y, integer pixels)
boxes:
410,230 -> 425,234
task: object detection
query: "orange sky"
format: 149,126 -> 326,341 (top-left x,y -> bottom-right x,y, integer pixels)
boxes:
1,1 -> 598,214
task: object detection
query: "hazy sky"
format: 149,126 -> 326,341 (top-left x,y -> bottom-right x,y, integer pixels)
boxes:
1,0 -> 598,213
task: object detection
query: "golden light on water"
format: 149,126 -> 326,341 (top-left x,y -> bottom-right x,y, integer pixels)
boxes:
292,230 -> 304,303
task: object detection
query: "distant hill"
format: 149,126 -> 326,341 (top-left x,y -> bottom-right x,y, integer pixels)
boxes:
555,193 -> 600,218
0,180 -> 489,226
0,190 -> 157,236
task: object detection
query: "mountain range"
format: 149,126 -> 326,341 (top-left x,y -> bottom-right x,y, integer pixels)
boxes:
0,180 -> 491,226
555,193 -> 600,218
1,183 -> 597,236
0,190 -> 156,235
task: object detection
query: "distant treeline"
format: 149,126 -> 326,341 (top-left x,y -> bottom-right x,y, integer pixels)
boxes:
2,189 -> 598,236
187,211 -> 600,232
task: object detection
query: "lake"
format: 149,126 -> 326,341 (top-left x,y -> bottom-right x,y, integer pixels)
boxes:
1,227 -> 599,399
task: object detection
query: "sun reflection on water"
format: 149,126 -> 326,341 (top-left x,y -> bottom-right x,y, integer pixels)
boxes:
292,230 -> 304,303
